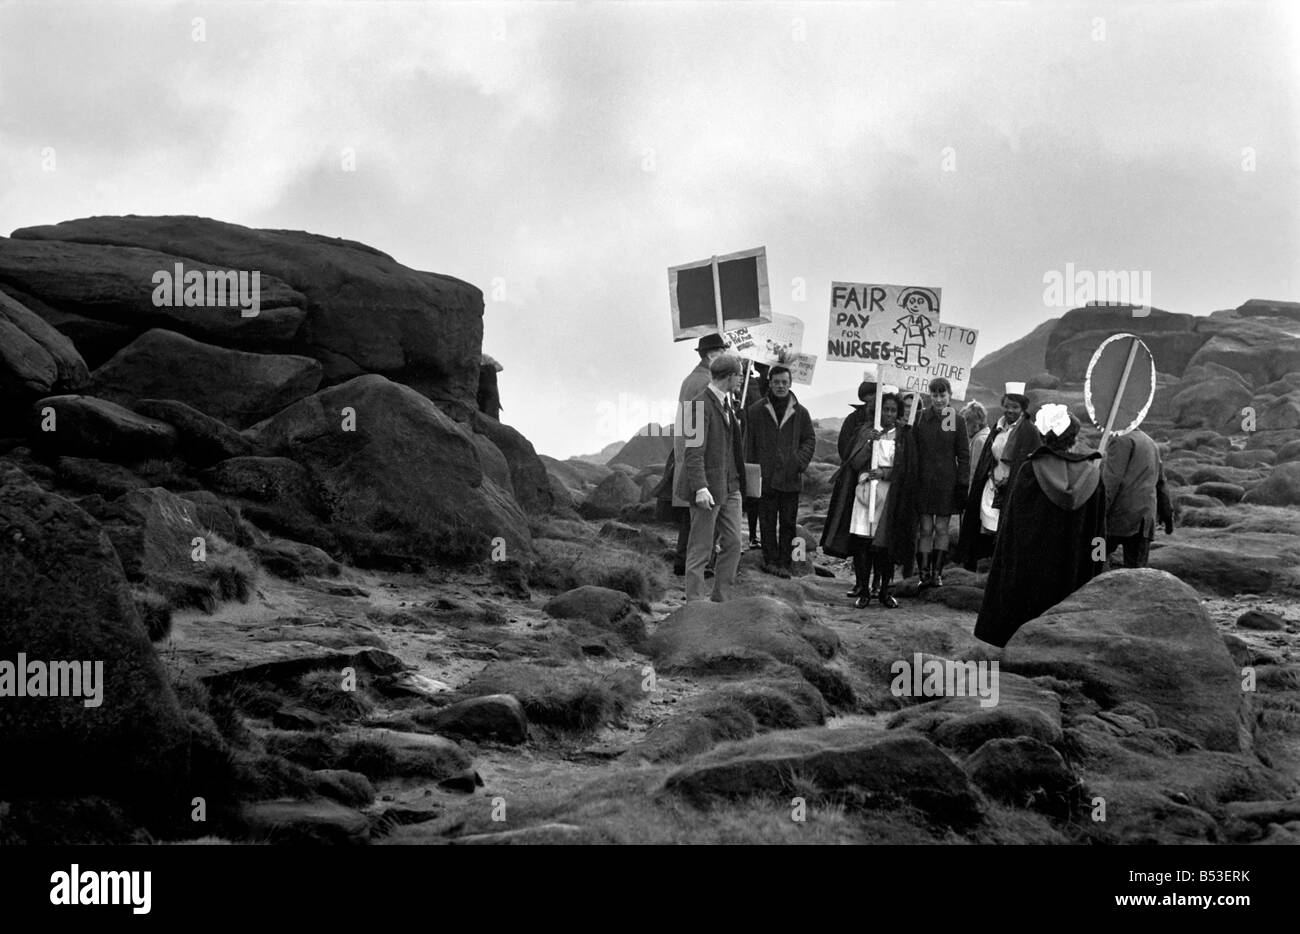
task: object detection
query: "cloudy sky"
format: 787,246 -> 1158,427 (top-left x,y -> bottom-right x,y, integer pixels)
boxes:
3,1 -> 1297,458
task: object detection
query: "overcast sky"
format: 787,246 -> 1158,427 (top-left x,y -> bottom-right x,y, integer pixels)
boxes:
3,1 -> 1298,458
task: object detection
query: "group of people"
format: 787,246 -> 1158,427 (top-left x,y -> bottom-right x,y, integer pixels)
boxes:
655,333 -> 1175,647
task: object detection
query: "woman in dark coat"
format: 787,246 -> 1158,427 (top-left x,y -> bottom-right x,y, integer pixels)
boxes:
973,405 -> 1107,648
911,378 -> 969,586
957,388 -> 1041,570
821,414 -> 877,591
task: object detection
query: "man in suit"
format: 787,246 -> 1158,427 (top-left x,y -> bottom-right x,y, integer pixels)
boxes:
683,353 -> 747,601
1103,427 -> 1174,568
666,333 -> 728,575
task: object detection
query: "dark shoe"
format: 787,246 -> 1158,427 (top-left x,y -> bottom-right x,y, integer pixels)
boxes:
846,585 -> 863,598
880,594 -> 900,609
748,538 -> 760,550
931,572 -> 944,587
854,595 -> 872,609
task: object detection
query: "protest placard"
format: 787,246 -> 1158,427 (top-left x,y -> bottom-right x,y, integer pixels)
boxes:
724,312 -> 803,363
826,282 -> 942,365
668,246 -> 772,341
876,322 -> 978,401
786,353 -> 816,385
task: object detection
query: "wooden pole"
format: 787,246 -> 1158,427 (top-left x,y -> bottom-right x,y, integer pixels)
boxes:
739,361 -> 752,410
1099,336 -> 1141,455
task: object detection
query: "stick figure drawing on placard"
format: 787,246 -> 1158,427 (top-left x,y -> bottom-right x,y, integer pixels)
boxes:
892,287 -> 938,366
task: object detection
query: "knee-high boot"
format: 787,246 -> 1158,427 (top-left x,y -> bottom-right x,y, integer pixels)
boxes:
848,539 -> 868,597
875,551 -> 898,608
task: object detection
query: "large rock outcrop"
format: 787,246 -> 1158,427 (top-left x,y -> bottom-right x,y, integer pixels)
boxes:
12,216 -> 485,419
0,290 -> 89,397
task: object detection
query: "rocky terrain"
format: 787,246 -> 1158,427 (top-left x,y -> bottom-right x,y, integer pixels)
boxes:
2,217 -> 1298,845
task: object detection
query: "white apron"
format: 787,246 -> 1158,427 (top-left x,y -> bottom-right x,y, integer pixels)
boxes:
850,432 -> 896,538
980,420 -> 1017,532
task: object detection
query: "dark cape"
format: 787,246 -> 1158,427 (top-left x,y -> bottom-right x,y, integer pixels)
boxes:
874,423 -> 920,575
820,423 -> 875,558
973,442 -> 1107,648
955,417 -> 1042,570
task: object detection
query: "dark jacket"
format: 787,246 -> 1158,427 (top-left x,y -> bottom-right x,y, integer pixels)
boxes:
671,362 -> 715,508
912,404 -> 971,515
956,416 -> 1042,569
745,393 -> 816,494
973,442 -> 1107,648
1103,429 -> 1168,539
837,404 -> 872,462
683,387 -> 747,504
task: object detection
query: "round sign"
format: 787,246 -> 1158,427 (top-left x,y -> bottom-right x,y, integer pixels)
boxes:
1084,333 -> 1156,436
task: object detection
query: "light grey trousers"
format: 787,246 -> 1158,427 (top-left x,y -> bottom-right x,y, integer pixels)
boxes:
685,491 -> 743,602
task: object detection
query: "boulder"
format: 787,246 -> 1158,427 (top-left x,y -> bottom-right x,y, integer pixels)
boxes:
94,486 -> 254,608
0,465 -> 190,810
30,394 -> 177,462
624,701 -> 757,763
543,585 -> 646,647
1147,543 -> 1283,595
91,329 -> 322,428
971,317 -> 1058,395
1225,449 -> 1276,468
0,289 -> 89,397
662,726 -> 981,827
1276,440 -> 1300,464
650,596 -> 835,676
1001,569 -> 1244,751
887,671 -> 1062,753
471,412 -> 553,515
245,374 -> 530,563
1255,394 -> 1300,432
456,661 -> 634,732
1171,378 -> 1252,432
13,216 -> 485,418
417,694 -> 528,745
252,537 -> 340,580
0,235 -> 308,351
238,799 -> 369,845
1241,462 -> 1300,507
1186,322 -> 1300,387
1194,481 -> 1244,504
131,399 -> 259,466
579,471 -> 641,520
1236,609 -> 1287,632
963,737 -> 1079,818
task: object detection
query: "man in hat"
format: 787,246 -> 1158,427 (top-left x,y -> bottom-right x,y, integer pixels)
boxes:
664,333 -> 728,575
912,377 -> 969,587
1103,427 -> 1174,568
683,353 -> 748,601
974,404 -> 1106,647
958,381 -> 1041,571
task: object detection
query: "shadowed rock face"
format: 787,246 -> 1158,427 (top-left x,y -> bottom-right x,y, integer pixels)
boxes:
11,215 -> 484,419
0,465 -> 190,811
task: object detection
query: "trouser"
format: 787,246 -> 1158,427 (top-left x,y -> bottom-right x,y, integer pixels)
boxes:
686,491 -> 743,601
1106,534 -> 1151,569
872,549 -> 895,597
759,489 -> 801,569
746,499 -> 760,541
674,506 -> 716,570
850,534 -> 873,588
